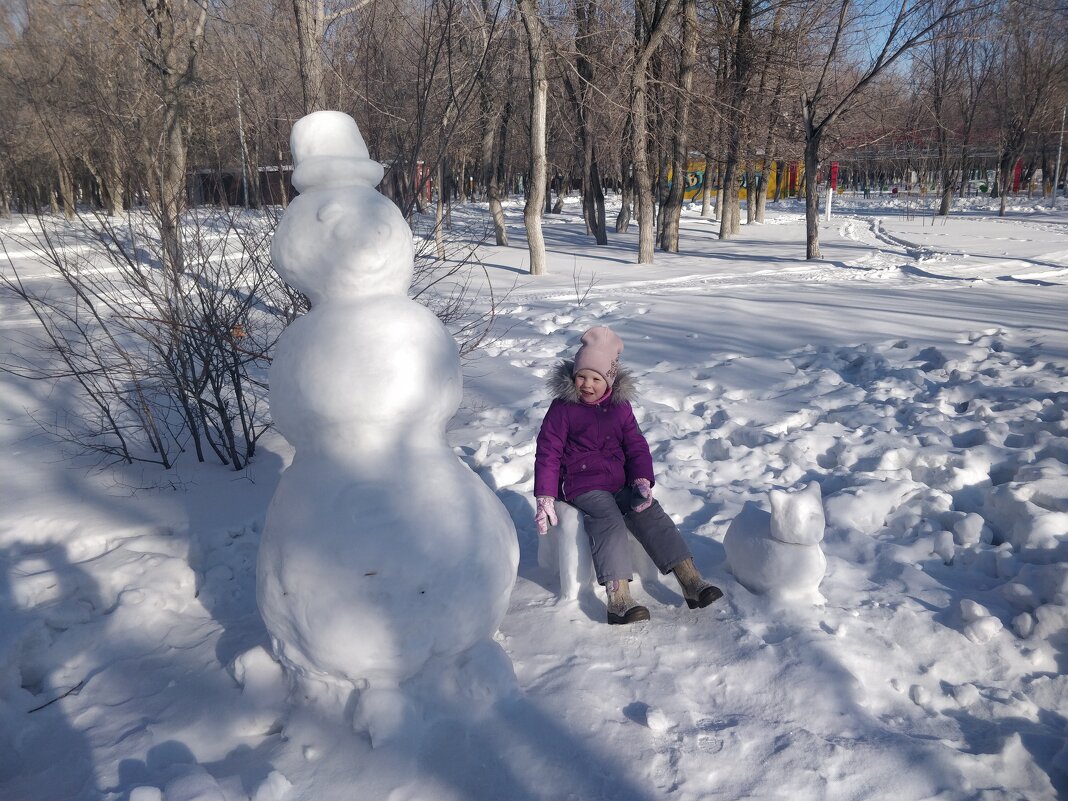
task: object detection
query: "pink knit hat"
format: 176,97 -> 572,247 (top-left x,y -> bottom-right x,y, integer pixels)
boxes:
573,326 -> 624,385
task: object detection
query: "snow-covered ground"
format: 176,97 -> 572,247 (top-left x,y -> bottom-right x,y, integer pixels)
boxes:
2,193 -> 1067,801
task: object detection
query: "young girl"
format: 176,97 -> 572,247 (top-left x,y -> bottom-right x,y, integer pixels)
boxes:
534,326 -> 723,624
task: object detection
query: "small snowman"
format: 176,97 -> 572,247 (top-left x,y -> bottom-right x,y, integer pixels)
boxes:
723,482 -> 826,602
256,111 -> 518,742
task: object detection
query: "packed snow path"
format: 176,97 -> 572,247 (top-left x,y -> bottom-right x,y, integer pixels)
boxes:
1,196 -> 1066,800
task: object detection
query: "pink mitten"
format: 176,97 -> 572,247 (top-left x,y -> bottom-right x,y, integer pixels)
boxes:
632,478 -> 653,513
535,496 -> 558,535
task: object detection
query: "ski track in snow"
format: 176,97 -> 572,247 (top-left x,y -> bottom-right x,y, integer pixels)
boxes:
834,212 -> 1068,287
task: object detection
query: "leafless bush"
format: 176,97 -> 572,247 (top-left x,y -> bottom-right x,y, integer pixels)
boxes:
408,211 -> 508,358
0,207 -> 290,470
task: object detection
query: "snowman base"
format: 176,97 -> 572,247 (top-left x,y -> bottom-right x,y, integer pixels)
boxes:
280,638 -> 518,748
537,501 -> 661,601
352,685 -> 417,748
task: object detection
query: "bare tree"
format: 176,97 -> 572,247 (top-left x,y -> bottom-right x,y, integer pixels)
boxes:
989,4 -> 1061,216
478,0 -> 511,246
517,0 -> 550,275
658,0 -> 697,252
745,3 -> 789,224
133,0 -> 210,273
564,0 -> 609,246
797,0 -> 981,259
291,0 -> 374,114
719,0 -> 755,240
631,0 -> 681,263
909,4 -> 996,215
954,34 -> 994,201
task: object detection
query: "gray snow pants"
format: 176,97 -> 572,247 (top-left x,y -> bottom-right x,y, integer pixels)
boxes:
569,487 -> 692,584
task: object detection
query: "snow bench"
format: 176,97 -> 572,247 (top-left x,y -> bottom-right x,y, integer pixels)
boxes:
536,500 -> 660,600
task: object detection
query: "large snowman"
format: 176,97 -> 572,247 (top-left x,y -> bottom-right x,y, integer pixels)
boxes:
257,111 -> 518,740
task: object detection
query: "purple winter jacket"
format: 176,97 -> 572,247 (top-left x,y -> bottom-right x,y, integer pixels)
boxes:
534,361 -> 655,501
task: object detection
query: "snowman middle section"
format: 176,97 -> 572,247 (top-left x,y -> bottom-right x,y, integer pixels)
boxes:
258,295 -> 518,701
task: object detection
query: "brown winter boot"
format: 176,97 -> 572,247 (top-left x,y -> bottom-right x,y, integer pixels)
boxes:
673,558 -> 724,609
605,579 -> 650,625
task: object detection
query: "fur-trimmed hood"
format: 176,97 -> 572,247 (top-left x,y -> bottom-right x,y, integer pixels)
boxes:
548,360 -> 639,405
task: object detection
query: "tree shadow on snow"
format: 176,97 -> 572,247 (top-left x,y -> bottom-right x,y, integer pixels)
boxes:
0,543 -> 103,800
311,673 -> 663,801
940,702 -> 1068,797
115,738 -> 285,801
408,692 -> 663,801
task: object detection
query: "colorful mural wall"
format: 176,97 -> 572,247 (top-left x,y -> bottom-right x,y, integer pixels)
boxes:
680,160 -> 798,201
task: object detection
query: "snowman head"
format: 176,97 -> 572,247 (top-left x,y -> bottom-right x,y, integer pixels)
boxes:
769,481 -> 825,545
273,111 -> 415,304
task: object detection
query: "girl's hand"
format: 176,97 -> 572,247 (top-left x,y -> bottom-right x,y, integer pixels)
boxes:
632,479 -> 653,513
535,496 -> 558,535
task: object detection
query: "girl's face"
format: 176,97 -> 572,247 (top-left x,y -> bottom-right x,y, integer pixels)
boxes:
574,369 -> 608,403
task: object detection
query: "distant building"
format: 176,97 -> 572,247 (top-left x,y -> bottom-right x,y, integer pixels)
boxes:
190,165 -> 295,207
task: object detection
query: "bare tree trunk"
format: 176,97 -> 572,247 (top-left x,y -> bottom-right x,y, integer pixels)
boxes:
485,150 -> 509,246
745,167 -> 757,224
631,0 -> 680,264
659,0 -> 696,253
57,160 -> 76,220
804,134 -> 822,259
277,147 -> 290,209
457,157 -> 468,202
478,25 -> 509,246
490,100 -> 511,245
713,163 -> 722,220
584,159 -> 607,242
997,155 -> 1011,216
756,162 -> 770,221
293,0 -> 327,114
436,160 -> 446,259
518,0 -> 548,275
633,67 -> 656,263
105,133 -> 125,215
719,0 -> 753,240
85,134 -> 125,216
655,143 -> 671,235
700,155 -> 713,217
158,107 -> 188,272
938,181 -> 954,215
139,0 -> 208,274
616,124 -> 633,232
719,159 -> 739,235
571,0 -> 607,245
235,80 -> 253,208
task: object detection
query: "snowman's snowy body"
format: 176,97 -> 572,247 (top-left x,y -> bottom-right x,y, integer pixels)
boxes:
256,112 -> 518,723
